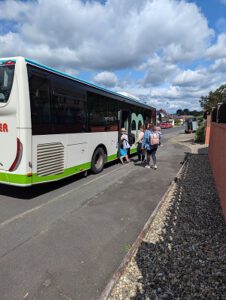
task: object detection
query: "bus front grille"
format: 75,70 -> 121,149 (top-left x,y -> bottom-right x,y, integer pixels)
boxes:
37,142 -> 64,176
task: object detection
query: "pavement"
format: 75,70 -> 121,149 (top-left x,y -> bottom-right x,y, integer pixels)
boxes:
102,133 -> 226,300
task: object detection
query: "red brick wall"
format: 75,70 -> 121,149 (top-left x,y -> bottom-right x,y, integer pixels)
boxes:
205,115 -> 211,145
208,122 -> 226,219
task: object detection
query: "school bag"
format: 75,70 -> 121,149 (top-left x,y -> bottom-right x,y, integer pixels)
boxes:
128,133 -> 135,146
150,132 -> 160,146
122,139 -> 130,149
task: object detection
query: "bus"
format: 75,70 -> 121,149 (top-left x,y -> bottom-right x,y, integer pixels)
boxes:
0,57 -> 156,186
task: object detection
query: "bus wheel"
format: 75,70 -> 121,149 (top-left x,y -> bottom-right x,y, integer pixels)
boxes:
91,148 -> 106,174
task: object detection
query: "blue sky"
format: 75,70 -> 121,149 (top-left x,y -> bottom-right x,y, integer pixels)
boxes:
0,0 -> 226,113
188,0 -> 226,32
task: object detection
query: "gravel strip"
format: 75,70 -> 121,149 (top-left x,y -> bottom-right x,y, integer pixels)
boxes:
108,143 -> 226,300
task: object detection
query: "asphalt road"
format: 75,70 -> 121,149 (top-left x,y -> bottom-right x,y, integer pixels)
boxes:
0,126 -> 189,300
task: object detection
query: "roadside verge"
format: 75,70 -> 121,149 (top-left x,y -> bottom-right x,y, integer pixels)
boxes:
98,154 -> 189,300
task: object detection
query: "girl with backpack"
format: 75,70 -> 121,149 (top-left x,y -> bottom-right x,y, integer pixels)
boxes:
142,124 -> 160,169
119,128 -> 130,164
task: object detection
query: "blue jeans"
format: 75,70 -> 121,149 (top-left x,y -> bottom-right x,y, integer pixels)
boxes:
147,148 -> 157,166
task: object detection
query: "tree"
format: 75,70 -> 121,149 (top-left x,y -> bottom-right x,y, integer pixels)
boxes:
183,108 -> 190,115
199,84 -> 226,111
190,110 -> 200,116
176,109 -> 182,115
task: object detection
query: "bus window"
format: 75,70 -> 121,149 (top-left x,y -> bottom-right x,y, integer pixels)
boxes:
106,98 -> 118,131
87,92 -> 108,132
52,86 -> 87,133
0,65 -> 15,103
29,75 -> 52,134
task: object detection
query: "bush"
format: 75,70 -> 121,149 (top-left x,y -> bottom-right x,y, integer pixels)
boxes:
197,115 -> 204,126
195,124 -> 205,143
174,118 -> 181,126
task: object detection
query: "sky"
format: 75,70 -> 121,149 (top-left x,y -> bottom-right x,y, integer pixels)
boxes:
0,0 -> 226,113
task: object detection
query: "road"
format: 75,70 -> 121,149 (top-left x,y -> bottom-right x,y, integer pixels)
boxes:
0,127 -> 189,300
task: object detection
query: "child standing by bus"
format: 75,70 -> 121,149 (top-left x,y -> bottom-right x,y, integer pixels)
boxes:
119,128 -> 130,164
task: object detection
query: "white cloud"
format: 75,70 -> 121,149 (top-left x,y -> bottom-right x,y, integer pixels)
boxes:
93,71 -> 118,87
0,0 -> 33,21
116,83 -> 196,110
0,0 -> 213,70
0,0 -> 225,113
140,55 -> 179,86
206,34 -> 226,60
210,58 -> 226,73
173,69 -> 206,87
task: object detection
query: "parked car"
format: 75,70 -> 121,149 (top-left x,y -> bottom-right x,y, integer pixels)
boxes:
160,122 -> 173,129
184,118 -> 198,133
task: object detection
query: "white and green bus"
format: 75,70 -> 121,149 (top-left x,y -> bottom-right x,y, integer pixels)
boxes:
0,57 -> 156,186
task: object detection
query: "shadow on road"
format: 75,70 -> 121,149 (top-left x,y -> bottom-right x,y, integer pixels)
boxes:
0,173 -> 86,199
0,160 -> 120,200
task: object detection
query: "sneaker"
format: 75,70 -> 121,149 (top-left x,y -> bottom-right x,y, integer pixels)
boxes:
154,165 -> 157,170
145,165 -> 151,169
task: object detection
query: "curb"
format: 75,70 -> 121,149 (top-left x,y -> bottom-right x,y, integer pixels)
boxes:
98,154 -> 189,300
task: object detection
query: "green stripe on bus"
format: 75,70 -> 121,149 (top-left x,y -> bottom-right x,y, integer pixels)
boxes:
130,147 -> 137,154
107,153 -> 118,162
0,162 -> 91,185
0,172 -> 32,185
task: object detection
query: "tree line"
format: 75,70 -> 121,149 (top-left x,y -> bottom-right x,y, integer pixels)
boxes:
176,109 -> 201,116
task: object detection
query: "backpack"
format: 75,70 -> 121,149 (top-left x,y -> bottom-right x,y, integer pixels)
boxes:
150,132 -> 159,146
128,133 -> 135,146
121,139 -> 130,149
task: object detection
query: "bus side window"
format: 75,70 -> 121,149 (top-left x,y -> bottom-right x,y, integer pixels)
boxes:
29,75 -> 51,134
87,93 -> 118,132
87,92 -> 108,132
107,98 -> 118,131
51,82 -> 87,134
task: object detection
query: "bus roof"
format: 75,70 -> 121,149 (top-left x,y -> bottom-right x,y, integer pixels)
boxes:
0,56 -> 155,111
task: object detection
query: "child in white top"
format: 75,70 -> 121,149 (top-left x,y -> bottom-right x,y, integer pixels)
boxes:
120,128 -> 130,164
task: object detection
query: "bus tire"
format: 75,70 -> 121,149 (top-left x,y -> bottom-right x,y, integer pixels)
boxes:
91,147 -> 106,174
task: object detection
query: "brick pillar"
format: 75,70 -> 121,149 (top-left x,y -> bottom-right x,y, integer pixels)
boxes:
205,115 -> 211,145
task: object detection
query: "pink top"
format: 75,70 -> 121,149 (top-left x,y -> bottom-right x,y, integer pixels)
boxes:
137,131 -> 144,143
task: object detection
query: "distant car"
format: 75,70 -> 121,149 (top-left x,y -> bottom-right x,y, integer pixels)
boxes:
160,122 -> 173,129
184,118 -> 198,133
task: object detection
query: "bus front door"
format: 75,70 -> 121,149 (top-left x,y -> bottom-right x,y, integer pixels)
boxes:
118,110 -> 132,155
119,110 -> 131,135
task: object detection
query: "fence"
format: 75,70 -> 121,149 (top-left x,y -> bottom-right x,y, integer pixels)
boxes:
208,103 -> 226,218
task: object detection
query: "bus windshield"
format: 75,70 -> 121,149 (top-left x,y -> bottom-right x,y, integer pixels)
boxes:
0,65 -> 15,103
